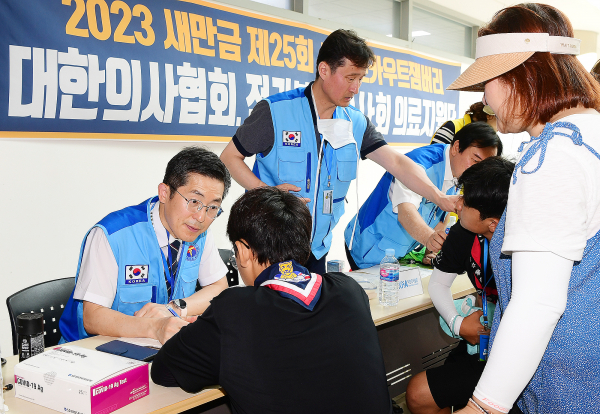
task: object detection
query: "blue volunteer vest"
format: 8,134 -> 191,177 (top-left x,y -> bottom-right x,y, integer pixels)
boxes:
345,144 -> 456,268
59,197 -> 206,342
252,85 -> 366,260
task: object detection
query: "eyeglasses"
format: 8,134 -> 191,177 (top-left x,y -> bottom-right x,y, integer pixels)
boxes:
174,188 -> 223,219
229,240 -> 250,270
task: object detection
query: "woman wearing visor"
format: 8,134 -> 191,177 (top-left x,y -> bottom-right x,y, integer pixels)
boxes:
448,4 -> 600,414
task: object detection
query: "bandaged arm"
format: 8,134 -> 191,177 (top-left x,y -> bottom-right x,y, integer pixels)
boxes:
472,251 -> 573,413
429,268 -> 462,336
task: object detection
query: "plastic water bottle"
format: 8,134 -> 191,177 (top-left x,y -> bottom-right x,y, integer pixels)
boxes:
445,214 -> 457,234
379,249 -> 400,306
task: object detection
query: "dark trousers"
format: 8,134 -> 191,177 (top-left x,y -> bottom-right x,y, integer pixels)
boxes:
344,243 -> 360,271
305,252 -> 327,274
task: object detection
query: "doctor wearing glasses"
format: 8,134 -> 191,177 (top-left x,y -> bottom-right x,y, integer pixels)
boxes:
59,147 -> 231,344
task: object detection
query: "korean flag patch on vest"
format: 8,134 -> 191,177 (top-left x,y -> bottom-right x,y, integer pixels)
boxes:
283,131 -> 301,147
126,265 -> 149,284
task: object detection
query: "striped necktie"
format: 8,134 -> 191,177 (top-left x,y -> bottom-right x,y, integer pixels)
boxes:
165,239 -> 181,298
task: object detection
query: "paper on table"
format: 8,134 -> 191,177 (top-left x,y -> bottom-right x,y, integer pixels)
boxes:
118,337 -> 162,349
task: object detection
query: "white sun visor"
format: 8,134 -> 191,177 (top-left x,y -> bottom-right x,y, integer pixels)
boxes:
476,33 -> 580,58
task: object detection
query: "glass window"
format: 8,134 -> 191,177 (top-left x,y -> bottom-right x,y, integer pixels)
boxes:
250,0 -> 294,11
411,7 -> 472,57
308,0 -> 394,38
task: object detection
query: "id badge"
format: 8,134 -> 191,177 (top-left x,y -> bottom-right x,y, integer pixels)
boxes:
479,329 -> 490,361
323,190 -> 333,215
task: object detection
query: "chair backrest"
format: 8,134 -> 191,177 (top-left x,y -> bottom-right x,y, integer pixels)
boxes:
218,249 -> 239,287
6,277 -> 75,356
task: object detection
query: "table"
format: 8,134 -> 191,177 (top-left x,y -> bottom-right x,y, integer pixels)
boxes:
1,272 -> 474,413
371,271 -> 475,396
1,336 -> 227,414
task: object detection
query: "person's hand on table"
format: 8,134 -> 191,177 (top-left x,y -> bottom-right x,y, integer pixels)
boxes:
154,316 -> 198,344
460,310 -> 486,345
135,302 -> 173,318
426,229 -> 447,253
274,183 -> 311,204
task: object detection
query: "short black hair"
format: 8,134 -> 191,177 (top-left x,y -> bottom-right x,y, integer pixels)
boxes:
227,188 -> 312,266
457,156 -> 515,220
163,146 -> 231,199
315,29 -> 376,81
451,121 -> 503,155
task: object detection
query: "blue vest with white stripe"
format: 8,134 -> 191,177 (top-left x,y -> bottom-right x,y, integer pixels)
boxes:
252,86 -> 366,260
59,197 -> 206,342
344,144 -> 456,268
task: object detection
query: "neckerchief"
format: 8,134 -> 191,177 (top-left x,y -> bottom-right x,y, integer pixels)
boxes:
255,260 -> 322,311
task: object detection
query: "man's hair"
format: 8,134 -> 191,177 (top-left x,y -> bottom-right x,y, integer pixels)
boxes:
480,3 -> 600,127
451,121 -> 503,155
315,29 -> 376,81
227,188 -> 312,266
163,146 -> 231,199
457,156 -> 515,220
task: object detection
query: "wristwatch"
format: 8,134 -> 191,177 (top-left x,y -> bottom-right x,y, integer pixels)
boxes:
169,299 -> 187,317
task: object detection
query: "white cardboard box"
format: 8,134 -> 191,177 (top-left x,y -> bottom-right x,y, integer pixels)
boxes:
14,345 -> 149,414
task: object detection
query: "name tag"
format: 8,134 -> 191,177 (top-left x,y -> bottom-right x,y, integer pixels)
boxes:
323,190 -> 333,215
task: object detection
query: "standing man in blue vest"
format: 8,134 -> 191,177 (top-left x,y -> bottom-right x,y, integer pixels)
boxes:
59,147 -> 231,344
220,29 -> 457,274
345,122 -> 502,269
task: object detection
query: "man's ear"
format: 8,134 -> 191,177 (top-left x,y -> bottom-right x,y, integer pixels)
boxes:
318,61 -> 330,80
450,139 -> 460,157
158,183 -> 170,204
488,218 -> 498,234
235,240 -> 253,268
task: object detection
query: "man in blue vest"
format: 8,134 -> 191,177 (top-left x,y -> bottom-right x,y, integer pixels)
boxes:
345,122 -> 502,269
59,147 -> 231,344
221,29 -> 457,274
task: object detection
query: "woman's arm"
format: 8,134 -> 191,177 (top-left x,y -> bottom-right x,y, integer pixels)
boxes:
458,251 -> 573,413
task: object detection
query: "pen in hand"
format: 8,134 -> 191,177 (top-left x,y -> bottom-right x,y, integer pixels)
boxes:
165,304 -> 182,319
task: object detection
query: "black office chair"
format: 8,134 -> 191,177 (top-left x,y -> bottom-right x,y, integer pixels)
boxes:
195,249 -> 239,292
6,277 -> 75,355
219,248 -> 239,287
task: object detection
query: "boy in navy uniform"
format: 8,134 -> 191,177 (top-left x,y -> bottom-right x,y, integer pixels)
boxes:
406,157 -> 520,414
152,187 -> 393,414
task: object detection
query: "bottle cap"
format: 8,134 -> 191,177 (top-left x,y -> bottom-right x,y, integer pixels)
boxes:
17,313 -> 44,336
447,215 -> 457,227
385,248 -> 395,257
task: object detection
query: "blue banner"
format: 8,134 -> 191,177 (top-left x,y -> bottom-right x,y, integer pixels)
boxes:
0,0 -> 460,144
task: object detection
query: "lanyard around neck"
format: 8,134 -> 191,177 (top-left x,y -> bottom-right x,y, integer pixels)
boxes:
481,238 -> 494,327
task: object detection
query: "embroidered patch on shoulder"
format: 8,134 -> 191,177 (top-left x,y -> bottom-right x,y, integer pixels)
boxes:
274,260 -> 311,283
283,131 -> 301,147
186,244 -> 200,261
126,265 -> 149,284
